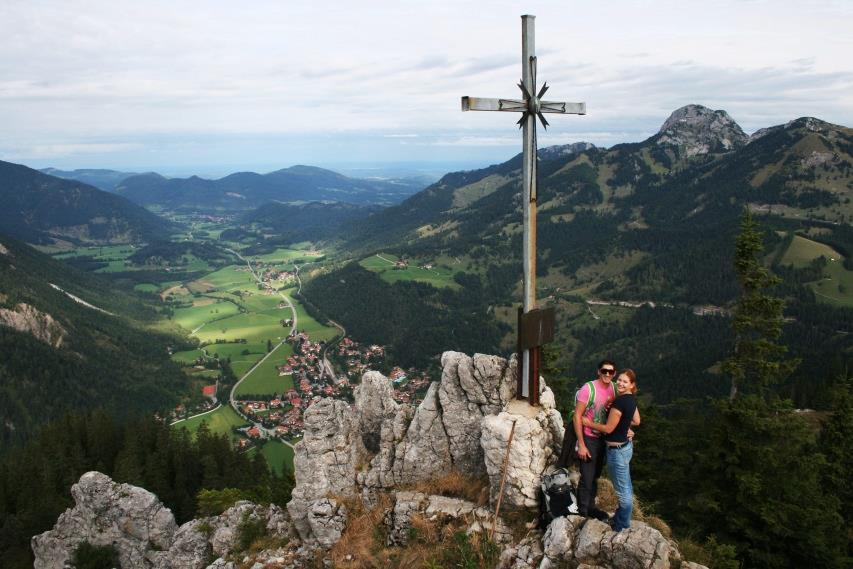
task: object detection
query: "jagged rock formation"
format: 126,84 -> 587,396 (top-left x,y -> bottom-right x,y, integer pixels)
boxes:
34,352 -> 708,569
0,302 -> 67,348
288,350 -> 563,545
31,472 -> 291,569
655,104 -> 748,156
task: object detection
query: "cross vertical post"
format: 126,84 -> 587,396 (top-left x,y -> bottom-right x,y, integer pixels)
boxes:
520,15 -> 537,403
461,15 -> 585,406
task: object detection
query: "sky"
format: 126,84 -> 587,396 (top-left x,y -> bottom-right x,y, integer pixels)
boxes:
2,0 -> 852,177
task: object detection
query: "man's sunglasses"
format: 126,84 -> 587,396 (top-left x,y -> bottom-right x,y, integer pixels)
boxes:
599,368 -> 615,375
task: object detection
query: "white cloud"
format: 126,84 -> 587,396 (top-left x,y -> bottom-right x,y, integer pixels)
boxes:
0,0 -> 851,170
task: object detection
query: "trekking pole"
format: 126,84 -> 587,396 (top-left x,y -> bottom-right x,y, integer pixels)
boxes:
491,419 -> 517,540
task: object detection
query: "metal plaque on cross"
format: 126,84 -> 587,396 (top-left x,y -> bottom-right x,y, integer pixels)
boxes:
461,14 -> 585,405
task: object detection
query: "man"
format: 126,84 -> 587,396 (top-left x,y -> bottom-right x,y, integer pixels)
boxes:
573,359 -> 617,520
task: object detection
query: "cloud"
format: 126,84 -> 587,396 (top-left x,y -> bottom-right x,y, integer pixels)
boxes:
0,0 -> 851,170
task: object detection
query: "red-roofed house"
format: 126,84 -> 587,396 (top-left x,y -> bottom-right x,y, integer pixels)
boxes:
202,385 -> 216,398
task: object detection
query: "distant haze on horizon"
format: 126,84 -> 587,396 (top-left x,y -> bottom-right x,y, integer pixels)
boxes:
2,0 -> 852,174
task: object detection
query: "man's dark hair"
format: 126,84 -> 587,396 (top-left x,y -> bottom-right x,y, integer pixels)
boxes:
597,359 -> 616,370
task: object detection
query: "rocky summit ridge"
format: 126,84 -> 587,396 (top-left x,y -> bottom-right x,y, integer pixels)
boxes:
654,104 -> 748,156
33,351 -> 707,569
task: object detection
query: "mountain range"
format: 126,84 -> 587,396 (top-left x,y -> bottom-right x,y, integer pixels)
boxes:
341,105 -> 852,304
304,104 -> 853,404
113,165 -> 428,211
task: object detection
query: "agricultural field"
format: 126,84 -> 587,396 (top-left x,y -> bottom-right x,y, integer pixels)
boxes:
50,244 -> 136,260
194,311 -> 288,344
250,247 -> 324,264
359,253 -> 459,289
173,299 -> 242,333
233,343 -> 295,397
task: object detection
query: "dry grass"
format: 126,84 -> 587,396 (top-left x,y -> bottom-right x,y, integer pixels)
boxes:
595,477 -> 619,513
407,469 -> 490,506
643,516 -> 673,538
328,494 -> 394,569
320,488 -> 502,569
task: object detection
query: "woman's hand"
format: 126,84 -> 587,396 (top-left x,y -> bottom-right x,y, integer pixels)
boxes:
582,417 -> 592,427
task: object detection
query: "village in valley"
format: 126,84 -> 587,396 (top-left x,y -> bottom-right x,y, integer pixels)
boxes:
154,242 -> 447,472
229,333 -> 432,448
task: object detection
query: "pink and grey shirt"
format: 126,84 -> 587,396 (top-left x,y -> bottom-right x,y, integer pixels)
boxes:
575,379 -> 617,438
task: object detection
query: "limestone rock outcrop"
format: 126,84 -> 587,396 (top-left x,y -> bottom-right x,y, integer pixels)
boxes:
32,471 -> 177,569
290,351 -> 563,542
386,491 -> 512,547
32,472 -> 292,569
0,302 -> 67,348
286,398 -> 361,545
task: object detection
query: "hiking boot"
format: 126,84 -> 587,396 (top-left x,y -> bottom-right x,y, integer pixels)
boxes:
588,507 -> 610,521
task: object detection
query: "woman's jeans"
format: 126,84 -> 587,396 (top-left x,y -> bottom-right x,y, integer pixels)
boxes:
606,441 -> 634,531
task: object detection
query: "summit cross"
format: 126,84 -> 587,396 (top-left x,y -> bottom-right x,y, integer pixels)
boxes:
461,14 -> 585,405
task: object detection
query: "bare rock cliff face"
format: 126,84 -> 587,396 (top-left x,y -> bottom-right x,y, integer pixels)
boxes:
0,302 -> 68,348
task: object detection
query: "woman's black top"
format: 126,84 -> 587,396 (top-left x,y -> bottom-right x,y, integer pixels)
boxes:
604,394 -> 637,444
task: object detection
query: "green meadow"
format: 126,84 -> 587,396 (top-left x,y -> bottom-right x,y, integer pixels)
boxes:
250,247 -> 323,264
359,253 -> 459,289
171,349 -> 206,364
781,235 -> 840,267
254,440 -> 295,476
175,404 -> 248,441
134,283 -> 161,293
781,235 -> 853,307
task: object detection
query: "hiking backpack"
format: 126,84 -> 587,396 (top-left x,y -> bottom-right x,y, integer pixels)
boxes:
538,468 -> 578,528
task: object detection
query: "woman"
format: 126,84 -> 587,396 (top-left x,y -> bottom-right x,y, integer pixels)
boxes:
582,369 -> 640,531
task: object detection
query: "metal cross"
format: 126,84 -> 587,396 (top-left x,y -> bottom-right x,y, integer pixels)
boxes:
461,14 -> 585,405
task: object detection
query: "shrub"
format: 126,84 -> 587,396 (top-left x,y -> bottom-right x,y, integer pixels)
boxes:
236,511 -> 267,552
196,488 -> 245,517
71,541 -> 121,569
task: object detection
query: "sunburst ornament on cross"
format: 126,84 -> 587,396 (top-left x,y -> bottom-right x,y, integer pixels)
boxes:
461,14 -> 585,405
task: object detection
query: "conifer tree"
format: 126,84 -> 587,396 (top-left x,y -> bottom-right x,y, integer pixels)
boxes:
723,209 -> 799,400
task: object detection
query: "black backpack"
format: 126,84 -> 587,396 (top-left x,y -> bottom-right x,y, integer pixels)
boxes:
538,468 -> 578,528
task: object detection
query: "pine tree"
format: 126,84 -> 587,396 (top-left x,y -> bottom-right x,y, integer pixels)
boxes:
818,376 -> 853,528
723,209 -> 799,400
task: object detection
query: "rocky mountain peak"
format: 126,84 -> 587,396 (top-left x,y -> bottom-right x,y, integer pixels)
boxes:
539,142 -> 596,160
655,104 -> 748,156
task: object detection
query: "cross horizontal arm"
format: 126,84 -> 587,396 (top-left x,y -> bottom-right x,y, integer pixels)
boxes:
461,97 -> 524,112
461,96 -> 585,115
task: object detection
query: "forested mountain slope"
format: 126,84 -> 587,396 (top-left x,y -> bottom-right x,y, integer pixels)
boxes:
0,235 -> 188,450
0,160 -> 172,244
